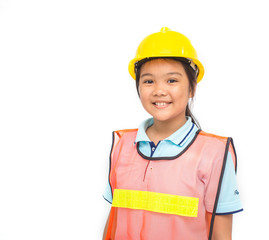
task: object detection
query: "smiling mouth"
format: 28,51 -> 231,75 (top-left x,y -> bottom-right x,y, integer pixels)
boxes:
153,102 -> 171,108
154,102 -> 170,106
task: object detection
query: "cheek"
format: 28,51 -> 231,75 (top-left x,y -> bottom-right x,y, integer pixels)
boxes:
138,86 -> 150,97
138,89 -> 148,104
140,94 -> 150,108
172,86 -> 190,100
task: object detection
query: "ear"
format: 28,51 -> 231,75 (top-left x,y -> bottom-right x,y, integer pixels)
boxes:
189,84 -> 197,99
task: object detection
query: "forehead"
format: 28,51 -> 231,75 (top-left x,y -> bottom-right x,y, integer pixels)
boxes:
140,58 -> 185,74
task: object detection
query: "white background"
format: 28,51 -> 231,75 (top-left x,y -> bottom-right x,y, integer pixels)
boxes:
0,0 -> 268,239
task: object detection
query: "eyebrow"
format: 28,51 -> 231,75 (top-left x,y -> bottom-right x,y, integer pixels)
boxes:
166,72 -> 183,76
140,73 -> 153,78
140,72 -> 183,78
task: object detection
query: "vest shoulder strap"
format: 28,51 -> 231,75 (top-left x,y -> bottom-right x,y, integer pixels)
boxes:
199,130 -> 228,141
114,128 -> 138,139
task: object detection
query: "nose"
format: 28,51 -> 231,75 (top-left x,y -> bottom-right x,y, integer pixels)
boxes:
153,83 -> 167,96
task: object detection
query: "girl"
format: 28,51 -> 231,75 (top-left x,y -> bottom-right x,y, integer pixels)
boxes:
103,27 -> 243,240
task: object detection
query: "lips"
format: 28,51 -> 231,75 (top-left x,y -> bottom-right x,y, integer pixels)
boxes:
154,102 -> 169,106
153,101 -> 171,109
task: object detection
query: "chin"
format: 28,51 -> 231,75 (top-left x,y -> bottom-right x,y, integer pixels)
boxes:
152,116 -> 174,122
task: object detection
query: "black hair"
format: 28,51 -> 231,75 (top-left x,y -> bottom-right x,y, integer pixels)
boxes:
135,57 -> 201,129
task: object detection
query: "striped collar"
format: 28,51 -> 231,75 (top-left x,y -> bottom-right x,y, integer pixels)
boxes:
135,117 -> 198,147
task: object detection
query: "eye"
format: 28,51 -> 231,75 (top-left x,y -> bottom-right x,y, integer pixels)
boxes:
168,79 -> 178,83
143,80 -> 154,84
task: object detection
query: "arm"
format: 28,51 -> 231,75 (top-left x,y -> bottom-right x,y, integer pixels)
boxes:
212,214 -> 233,240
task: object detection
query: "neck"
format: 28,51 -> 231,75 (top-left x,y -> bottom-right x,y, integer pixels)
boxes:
146,117 -> 187,145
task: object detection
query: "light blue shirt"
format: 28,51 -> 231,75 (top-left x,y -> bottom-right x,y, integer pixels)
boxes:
103,117 -> 243,214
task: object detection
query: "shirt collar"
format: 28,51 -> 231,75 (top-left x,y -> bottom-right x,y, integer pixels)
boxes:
135,117 -> 197,146
135,118 -> 154,143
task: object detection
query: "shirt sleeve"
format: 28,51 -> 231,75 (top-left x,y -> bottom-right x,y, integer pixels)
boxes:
103,181 -> 113,204
215,151 -> 243,214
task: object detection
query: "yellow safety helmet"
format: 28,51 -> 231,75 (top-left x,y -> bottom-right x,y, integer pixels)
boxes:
128,27 -> 204,83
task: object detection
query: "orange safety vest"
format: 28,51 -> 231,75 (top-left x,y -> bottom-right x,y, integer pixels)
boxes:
105,129 -> 237,240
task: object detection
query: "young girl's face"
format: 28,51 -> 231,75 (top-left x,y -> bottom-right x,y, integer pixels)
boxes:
138,58 -> 194,125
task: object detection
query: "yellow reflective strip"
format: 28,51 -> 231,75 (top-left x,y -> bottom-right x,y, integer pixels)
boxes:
112,189 -> 199,217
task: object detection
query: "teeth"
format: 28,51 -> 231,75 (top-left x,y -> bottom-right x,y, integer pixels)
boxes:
155,102 -> 168,106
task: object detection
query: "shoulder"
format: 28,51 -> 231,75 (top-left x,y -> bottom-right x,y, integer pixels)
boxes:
112,128 -> 138,146
110,129 -> 138,162
195,130 -> 234,158
199,130 -> 229,141
197,130 -> 231,147
114,128 -> 138,138
197,130 -> 237,168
